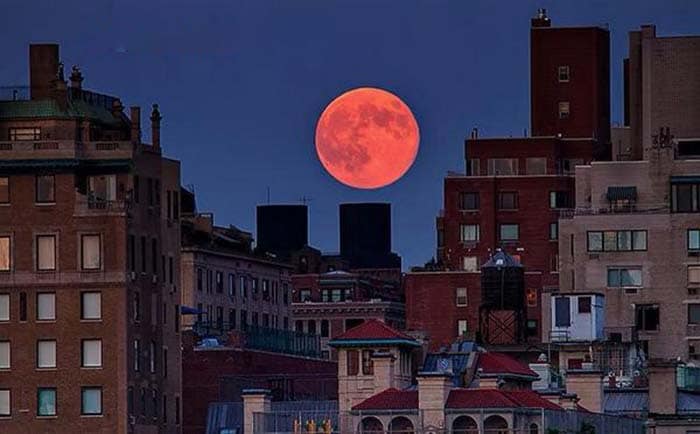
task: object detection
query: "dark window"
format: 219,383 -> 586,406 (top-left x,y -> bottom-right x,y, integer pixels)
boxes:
147,178 -> 154,206
162,395 -> 167,424
140,236 -> 146,273
347,350 -> 359,375
321,320 -> 329,337
689,305 -> 700,325
19,292 -> 27,321
173,192 -> 179,221
460,192 -> 479,210
262,279 -> 270,300
549,191 -> 570,209
362,350 -> 374,375
526,319 -> 538,336
228,309 -> 236,330
133,292 -> 140,322
133,176 -> 140,204
554,297 -> 570,327
128,235 -> 136,271
283,283 -> 289,305
166,191 -> 172,220
497,192 -> 518,210
308,320 -> 316,335
175,396 -> 180,424
636,305 -> 659,331
295,320 -> 303,332
151,239 -> 158,274
36,175 -> 55,203
252,312 -> 258,326
216,271 -> 223,293
607,268 -> 642,287
578,297 -> 591,313
168,257 -> 173,284
197,268 -> 203,291
549,222 -> 558,240
241,310 -> 248,331
672,183 -> 697,213
216,306 -> 223,330
228,274 -> 235,297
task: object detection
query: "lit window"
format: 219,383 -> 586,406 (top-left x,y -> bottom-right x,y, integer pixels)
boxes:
558,66 -> 570,82
0,236 -> 9,271
558,102 -> 570,119
689,266 -> 700,285
37,293 -> 55,321
82,340 -> 102,368
690,229 -> 700,251
81,292 -> 101,320
0,342 -> 9,369
36,235 -> 56,271
0,177 -> 8,203
35,175 -> 55,203
460,224 -> 479,242
457,320 -> 468,336
499,224 -> 519,241
456,288 -> 468,306
79,235 -> 101,270
462,256 -> 478,272
549,222 -> 558,240
526,157 -> 547,175
37,388 -> 56,416
81,387 -> 102,415
0,389 -> 9,416
149,341 -> 156,373
607,267 -> 642,288
37,340 -> 56,368
0,295 -> 8,321
9,127 -> 40,140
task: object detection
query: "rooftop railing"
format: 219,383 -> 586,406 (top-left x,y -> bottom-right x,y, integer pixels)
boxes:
0,86 -> 29,101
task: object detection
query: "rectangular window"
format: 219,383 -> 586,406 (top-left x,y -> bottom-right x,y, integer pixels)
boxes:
175,396 -> 180,424
554,297 -> 571,327
0,236 -> 9,271
672,183 -> 698,213
241,310 -> 248,331
283,283 -> 289,305
133,292 -> 140,322
140,236 -> 146,273
81,234 -> 101,270
457,320 -> 468,336
690,266 -> 700,285
87,175 -> 116,202
497,192 -> 518,210
362,350 -> 374,375
0,295 -> 7,321
499,224 -> 519,241
37,340 -> 56,368
147,178 -> 154,206
0,177 -> 8,203
558,66 -> 570,82
197,268 -> 203,291
299,289 -> 312,302
558,101 -> 570,119
636,304 -> 659,331
690,305 -> 700,325
347,350 -> 359,375
128,234 -> 135,271
487,158 -> 518,176
462,256 -> 478,272
228,309 -> 236,330
9,127 -> 40,140
168,257 -> 173,285
587,230 -> 647,252
549,222 -> 558,240
549,191 -> 570,209
690,229 -> 700,251
36,235 -> 56,271
37,293 -> 55,321
149,341 -> 156,373
36,175 -> 55,203
526,157 -> 547,175
527,319 -> 538,337
81,387 -> 102,415
82,339 -> 102,368
81,292 -> 101,320
37,388 -> 56,416
607,267 -> 643,288
151,239 -> 158,275
163,348 -> 169,378
578,297 -> 592,313
0,342 -> 9,369
320,320 -> 329,337
216,271 -> 224,293
456,288 -> 468,306
228,274 -> 235,297
134,339 -> 140,372
19,293 -> 26,321
0,389 -> 9,416
467,158 -> 480,176
174,305 -> 180,333
216,307 -> 224,330
459,192 -> 479,210
460,224 -> 479,242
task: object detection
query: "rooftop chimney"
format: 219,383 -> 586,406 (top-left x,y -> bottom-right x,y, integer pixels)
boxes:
531,8 -> 551,28
69,65 -> 83,89
29,44 -> 60,100
150,104 -> 162,150
130,106 -> 141,143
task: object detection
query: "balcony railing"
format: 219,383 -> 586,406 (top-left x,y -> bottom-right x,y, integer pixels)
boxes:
560,205 -> 670,219
0,140 -> 134,160
75,194 -> 129,216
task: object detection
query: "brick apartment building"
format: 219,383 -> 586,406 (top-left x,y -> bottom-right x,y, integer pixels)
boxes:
405,9 -> 611,353
0,44 -> 182,433
180,211 -> 293,334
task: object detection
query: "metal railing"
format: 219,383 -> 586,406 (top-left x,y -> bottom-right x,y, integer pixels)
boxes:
0,86 -> 29,101
0,140 -> 134,160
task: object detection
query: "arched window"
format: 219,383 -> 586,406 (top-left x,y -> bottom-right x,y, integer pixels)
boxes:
452,415 -> 478,434
483,415 -> 508,434
360,416 -> 384,434
388,416 -> 414,434
529,422 -> 539,434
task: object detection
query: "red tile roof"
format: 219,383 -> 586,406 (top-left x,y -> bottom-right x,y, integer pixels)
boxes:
447,389 -> 562,410
477,353 -> 538,378
352,388 -> 418,410
332,319 -> 416,342
355,388 -> 562,411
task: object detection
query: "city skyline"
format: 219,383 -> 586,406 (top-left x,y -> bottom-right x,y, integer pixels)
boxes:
2,1 -> 700,268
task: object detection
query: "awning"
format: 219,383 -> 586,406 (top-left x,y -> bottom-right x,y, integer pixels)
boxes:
180,305 -> 203,315
606,186 -> 637,201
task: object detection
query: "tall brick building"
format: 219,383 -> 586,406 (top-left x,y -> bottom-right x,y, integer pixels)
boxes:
406,10 -> 610,352
0,44 -> 182,433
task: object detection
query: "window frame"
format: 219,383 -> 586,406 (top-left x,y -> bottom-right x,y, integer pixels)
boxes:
607,267 -> 643,288
460,224 -> 480,243
635,304 -> 660,332
549,222 -> 559,241
526,157 -> 547,175
0,177 -> 9,204
37,387 -> 56,417
36,292 -> 56,321
361,349 -> 374,375
0,389 -> 9,417
689,304 -> 700,325
81,387 -> 103,416
35,234 -> 57,271
558,101 -> 570,119
9,127 -> 40,141
689,229 -> 700,251
455,287 -> 468,306
36,340 -> 57,369
80,234 -> 102,271
499,224 -> 519,241
81,292 -> 102,321
587,230 -> 647,252
497,191 -> 518,210
35,175 -> 55,204
459,192 -> 479,211
81,339 -> 102,368
0,341 -> 10,369
0,236 -> 10,272
558,65 -> 570,82
0,294 -> 8,322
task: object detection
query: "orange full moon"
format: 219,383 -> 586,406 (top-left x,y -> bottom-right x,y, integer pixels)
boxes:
315,87 -> 420,189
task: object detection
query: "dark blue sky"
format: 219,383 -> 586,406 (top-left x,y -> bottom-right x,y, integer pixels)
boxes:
2,0 -> 699,268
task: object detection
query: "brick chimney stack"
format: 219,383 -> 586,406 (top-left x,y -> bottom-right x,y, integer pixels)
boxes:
150,104 -> 162,150
130,106 -> 141,143
29,44 -> 59,100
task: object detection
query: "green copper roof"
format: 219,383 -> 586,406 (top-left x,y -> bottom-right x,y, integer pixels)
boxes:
0,98 -> 127,126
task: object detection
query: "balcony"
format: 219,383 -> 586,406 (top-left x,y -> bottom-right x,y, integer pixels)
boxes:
0,140 -> 134,162
74,194 -> 129,217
